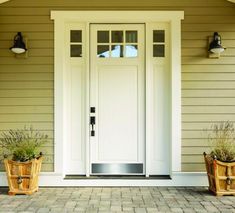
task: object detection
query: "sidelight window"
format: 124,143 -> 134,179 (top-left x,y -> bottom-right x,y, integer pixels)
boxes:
70,30 -> 82,57
153,30 -> 165,57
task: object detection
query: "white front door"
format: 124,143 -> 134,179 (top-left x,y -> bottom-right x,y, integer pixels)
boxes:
90,24 -> 145,175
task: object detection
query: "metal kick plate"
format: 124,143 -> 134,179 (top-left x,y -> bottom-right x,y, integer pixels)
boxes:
91,163 -> 143,174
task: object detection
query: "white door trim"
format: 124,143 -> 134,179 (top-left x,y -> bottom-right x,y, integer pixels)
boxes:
51,11 -> 184,178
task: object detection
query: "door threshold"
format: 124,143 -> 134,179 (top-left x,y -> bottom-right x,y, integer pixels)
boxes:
64,175 -> 171,180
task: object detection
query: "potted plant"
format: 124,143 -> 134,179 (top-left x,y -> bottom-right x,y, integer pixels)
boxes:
0,126 -> 48,195
204,121 -> 235,196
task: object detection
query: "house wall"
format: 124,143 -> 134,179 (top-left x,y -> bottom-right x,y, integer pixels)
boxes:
0,0 -> 235,172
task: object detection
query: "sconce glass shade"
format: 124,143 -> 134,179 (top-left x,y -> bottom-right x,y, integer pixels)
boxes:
10,32 -> 27,54
208,32 -> 225,54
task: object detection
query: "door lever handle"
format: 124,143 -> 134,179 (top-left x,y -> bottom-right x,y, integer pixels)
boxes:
90,116 -> 96,125
90,116 -> 95,136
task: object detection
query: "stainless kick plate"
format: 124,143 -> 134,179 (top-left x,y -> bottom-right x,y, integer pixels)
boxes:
91,163 -> 143,175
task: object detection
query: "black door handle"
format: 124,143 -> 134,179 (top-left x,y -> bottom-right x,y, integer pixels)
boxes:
90,116 -> 95,136
90,116 -> 96,125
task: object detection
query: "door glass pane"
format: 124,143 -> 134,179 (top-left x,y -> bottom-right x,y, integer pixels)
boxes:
111,31 -> 123,43
71,45 -> 82,57
153,44 -> 165,57
126,45 -> 138,57
98,31 -> 109,43
97,45 -> 109,58
70,30 -> 82,42
126,31 -> 137,43
153,30 -> 165,43
111,45 -> 124,57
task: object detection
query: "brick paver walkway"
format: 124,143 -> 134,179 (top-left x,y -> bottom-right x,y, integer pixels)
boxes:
0,187 -> 235,212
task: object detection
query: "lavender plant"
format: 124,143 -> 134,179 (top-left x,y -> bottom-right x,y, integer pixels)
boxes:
207,121 -> 235,162
0,126 -> 48,162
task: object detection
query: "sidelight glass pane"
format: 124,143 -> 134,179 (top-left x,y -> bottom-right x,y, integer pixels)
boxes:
97,45 -> 109,58
153,44 -> 165,57
126,31 -> 137,43
70,30 -> 82,42
111,31 -> 123,43
153,30 -> 165,43
126,45 -> 138,57
70,45 -> 82,57
98,31 -> 109,43
111,45 -> 124,57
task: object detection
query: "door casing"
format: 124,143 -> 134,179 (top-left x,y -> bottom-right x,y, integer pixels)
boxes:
51,11 -> 183,178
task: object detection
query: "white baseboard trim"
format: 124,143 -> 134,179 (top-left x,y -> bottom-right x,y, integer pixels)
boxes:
0,172 -> 208,187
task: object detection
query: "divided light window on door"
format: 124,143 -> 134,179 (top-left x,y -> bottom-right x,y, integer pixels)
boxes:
97,30 -> 138,58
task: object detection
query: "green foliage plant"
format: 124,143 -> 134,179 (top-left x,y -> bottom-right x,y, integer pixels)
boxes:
207,121 -> 235,162
0,126 -> 48,162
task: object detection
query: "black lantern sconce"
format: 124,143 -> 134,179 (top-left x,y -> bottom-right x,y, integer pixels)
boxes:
208,32 -> 225,58
10,32 -> 28,57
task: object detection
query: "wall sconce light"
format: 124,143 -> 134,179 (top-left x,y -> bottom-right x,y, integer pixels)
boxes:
10,32 -> 28,57
208,32 -> 225,58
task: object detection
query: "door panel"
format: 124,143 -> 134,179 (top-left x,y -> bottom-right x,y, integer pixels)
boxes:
98,65 -> 138,161
90,24 -> 145,175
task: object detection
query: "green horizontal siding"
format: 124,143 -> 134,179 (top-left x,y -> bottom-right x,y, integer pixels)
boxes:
0,0 -> 235,172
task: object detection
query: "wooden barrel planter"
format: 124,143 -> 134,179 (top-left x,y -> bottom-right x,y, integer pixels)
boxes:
203,152 -> 235,196
4,156 -> 42,195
